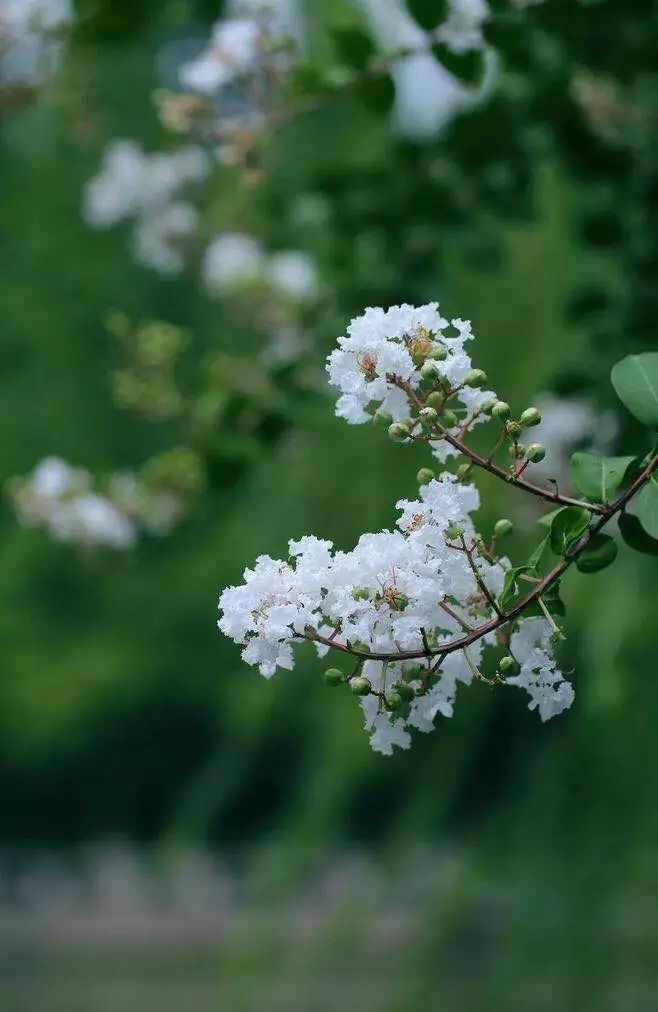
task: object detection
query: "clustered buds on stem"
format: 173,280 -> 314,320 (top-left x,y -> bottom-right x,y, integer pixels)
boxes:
218,304 -> 658,755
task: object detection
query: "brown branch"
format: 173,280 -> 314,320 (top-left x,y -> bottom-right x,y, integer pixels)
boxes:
300,452 -> 658,664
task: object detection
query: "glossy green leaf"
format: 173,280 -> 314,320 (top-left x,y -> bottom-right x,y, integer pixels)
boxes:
549,506 -> 591,556
619,510 -> 658,557
406,0 -> 449,31
498,565 -> 531,611
431,44 -> 486,86
527,535 -> 549,571
636,477 -> 658,539
330,25 -> 374,70
611,352 -> 658,428
570,452 -> 636,503
523,581 -> 566,619
576,534 -> 618,573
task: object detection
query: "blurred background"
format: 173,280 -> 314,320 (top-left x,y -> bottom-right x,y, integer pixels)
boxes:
1,0 -> 658,1009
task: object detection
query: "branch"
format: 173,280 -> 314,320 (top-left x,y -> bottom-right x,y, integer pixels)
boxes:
301,452 -> 658,664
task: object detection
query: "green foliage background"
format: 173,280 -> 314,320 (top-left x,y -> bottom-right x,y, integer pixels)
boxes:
1,0 -> 657,1007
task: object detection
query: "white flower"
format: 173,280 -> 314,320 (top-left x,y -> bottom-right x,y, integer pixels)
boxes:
507,618 -> 574,721
0,0 -> 73,86
201,232 -> 266,294
266,250 -> 318,301
133,202 -> 198,275
179,17 -> 262,95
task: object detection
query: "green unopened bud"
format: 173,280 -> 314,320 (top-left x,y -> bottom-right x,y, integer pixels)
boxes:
428,345 -> 447,361
445,523 -> 463,540
425,391 -> 444,411
492,401 -> 511,421
384,689 -> 403,711
456,463 -> 472,481
499,655 -> 517,673
373,409 -> 393,426
520,407 -> 542,427
493,518 -> 514,539
324,668 -> 345,687
396,682 -> 416,702
464,368 -> 487,388
480,397 -> 498,416
526,442 -> 546,463
506,421 -> 522,438
419,406 -> 438,424
441,409 -> 459,428
420,360 -> 439,381
350,676 -> 372,696
388,422 -> 411,442
417,467 -> 435,486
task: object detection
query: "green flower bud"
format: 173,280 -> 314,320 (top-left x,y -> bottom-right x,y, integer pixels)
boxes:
324,668 -> 345,687
388,422 -> 411,442
417,467 -> 435,486
456,463 -> 472,481
493,518 -> 514,538
419,406 -> 438,424
491,401 -> 511,421
480,397 -> 498,416
350,676 -> 372,696
420,360 -> 439,381
397,682 -> 416,702
520,407 -> 542,427
384,689 -> 403,711
526,442 -> 546,463
506,421 -> 522,438
425,391 -> 444,411
499,655 -> 517,673
373,409 -> 393,427
428,345 -> 447,361
445,523 -> 463,540
441,409 -> 459,428
464,368 -> 487,388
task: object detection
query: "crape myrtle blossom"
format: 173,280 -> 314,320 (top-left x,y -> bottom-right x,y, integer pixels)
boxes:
218,301 -> 586,755
0,0 -> 73,87
202,231 -> 318,302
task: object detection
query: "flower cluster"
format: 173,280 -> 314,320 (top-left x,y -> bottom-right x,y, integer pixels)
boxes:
202,232 -> 318,302
83,141 -> 209,275
10,453 -> 200,551
0,0 -> 73,88
219,304 -> 578,755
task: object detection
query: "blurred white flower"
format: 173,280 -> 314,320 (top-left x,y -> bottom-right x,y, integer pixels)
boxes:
133,202 -> 199,275
266,250 -> 318,301
202,232 -> 266,293
180,17 -> 262,95
0,0 -> 72,86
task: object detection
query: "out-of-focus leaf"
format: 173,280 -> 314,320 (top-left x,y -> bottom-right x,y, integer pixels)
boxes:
431,44 -> 486,86
406,0 -> 449,31
570,452 -> 636,503
611,353 -> 658,428
330,25 -> 375,71
358,74 -> 396,113
576,534 -> 618,573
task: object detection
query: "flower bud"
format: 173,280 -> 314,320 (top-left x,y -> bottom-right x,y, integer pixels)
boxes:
384,689 -> 403,711
350,676 -> 372,696
420,360 -> 439,381
445,523 -> 463,540
324,668 -> 345,687
526,442 -> 546,463
425,391 -> 444,411
520,407 -> 542,427
441,409 -> 459,428
499,655 -> 517,673
464,368 -> 487,388
417,467 -> 435,486
493,518 -> 514,538
388,422 -> 411,442
506,421 -> 522,438
397,682 -> 416,702
491,401 -> 511,421
419,406 -> 438,424
428,345 -> 447,361
456,463 -> 472,481
373,409 -> 393,427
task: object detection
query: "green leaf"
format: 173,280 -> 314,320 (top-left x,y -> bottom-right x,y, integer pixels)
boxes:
576,534 -> 618,574
406,0 -> 449,31
636,477 -> 658,538
330,25 -> 374,71
549,506 -> 591,557
527,535 -> 549,571
358,74 -> 396,113
619,510 -> 658,557
498,565 -> 531,611
523,581 -> 566,619
570,452 -> 636,503
431,44 -> 486,86
611,352 -> 658,428
538,508 -> 563,529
